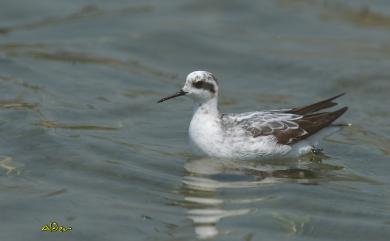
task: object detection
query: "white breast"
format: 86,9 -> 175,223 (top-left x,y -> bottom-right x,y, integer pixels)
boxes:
189,110 -> 225,157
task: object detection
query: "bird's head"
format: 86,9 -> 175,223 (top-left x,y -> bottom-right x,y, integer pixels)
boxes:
158,71 -> 218,103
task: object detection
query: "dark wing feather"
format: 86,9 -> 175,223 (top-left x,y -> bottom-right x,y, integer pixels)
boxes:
274,107 -> 348,144
223,94 -> 348,145
286,93 -> 345,115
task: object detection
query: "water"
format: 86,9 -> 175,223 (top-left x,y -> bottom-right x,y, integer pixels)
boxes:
0,0 -> 389,240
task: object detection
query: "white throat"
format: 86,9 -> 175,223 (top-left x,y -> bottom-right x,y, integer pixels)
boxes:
189,96 -> 224,156
192,96 -> 220,117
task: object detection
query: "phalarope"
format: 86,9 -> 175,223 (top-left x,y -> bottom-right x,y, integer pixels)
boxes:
158,71 -> 348,160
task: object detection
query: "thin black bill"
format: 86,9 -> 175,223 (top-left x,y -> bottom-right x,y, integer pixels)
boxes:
157,89 -> 187,103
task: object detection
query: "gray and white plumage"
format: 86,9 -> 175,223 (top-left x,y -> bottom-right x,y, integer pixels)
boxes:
158,71 -> 348,160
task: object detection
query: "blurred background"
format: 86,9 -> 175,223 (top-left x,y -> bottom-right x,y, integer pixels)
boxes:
0,0 -> 389,240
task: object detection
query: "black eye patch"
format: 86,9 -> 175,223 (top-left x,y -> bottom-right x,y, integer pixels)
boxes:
192,81 -> 215,94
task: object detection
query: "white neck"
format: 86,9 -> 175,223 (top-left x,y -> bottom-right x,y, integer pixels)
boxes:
193,96 -> 220,117
189,96 -> 223,156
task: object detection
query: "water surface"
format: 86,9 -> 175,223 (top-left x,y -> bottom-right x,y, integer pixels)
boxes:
0,0 -> 389,240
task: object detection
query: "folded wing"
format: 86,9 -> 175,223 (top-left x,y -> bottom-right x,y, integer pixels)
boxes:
222,94 -> 348,145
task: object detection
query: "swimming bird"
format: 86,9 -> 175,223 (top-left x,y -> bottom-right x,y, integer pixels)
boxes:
158,71 -> 348,160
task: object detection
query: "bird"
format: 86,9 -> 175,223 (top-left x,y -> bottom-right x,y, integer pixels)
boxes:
158,71 -> 349,160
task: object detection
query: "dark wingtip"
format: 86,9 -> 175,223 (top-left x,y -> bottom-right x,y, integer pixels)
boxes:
287,92 -> 347,115
332,106 -> 348,118
323,93 -> 346,106
329,92 -> 346,101
323,93 -> 346,104
337,106 -> 348,113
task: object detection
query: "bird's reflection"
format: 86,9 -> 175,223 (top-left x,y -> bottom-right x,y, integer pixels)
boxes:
176,153 -> 371,240
180,171 -> 253,239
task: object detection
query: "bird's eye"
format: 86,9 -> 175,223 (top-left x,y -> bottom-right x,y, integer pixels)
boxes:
192,80 -> 216,93
193,81 -> 204,89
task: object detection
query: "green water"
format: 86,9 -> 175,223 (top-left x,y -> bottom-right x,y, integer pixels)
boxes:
0,1 -> 389,240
